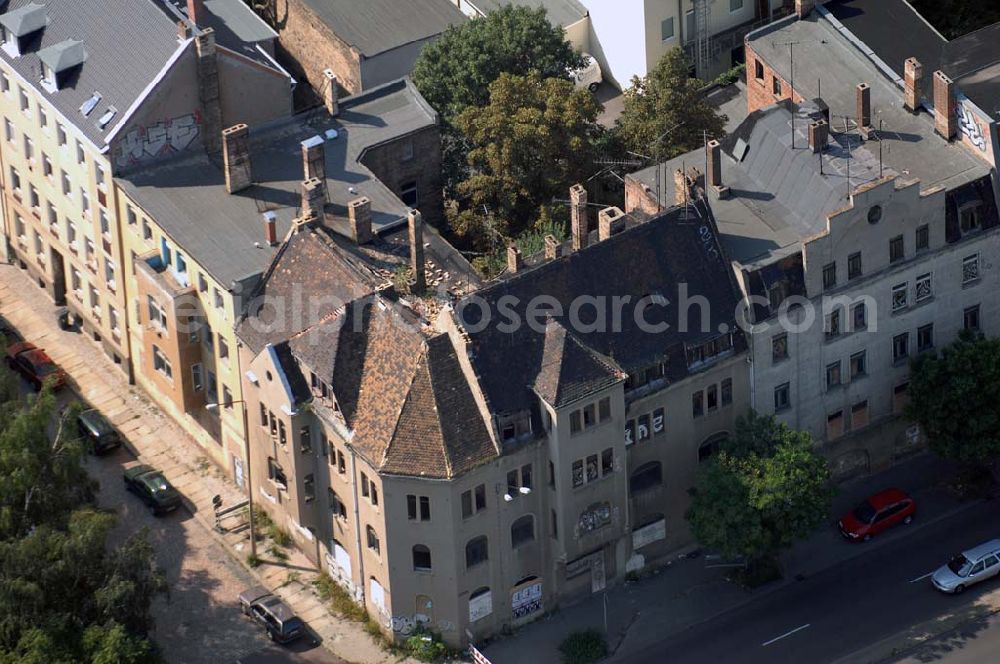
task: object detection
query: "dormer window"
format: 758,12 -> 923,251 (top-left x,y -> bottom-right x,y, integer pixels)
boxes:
37,39 -> 86,92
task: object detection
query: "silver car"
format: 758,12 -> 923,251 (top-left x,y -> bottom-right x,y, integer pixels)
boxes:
932,538 -> 1000,594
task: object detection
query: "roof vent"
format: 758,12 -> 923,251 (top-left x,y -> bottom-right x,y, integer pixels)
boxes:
37,39 -> 85,90
79,91 -> 101,117
97,106 -> 117,130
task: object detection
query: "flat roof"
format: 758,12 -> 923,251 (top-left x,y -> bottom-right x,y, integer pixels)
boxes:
118,78 -> 438,286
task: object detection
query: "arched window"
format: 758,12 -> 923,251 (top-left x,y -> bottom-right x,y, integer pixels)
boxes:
511,514 -> 535,548
699,432 -> 730,462
629,461 -> 662,495
469,586 -> 492,622
466,535 -> 489,568
366,525 -> 380,555
412,544 -> 432,571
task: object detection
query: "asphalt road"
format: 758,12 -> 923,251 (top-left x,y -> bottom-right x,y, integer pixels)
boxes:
619,499 -> 1000,664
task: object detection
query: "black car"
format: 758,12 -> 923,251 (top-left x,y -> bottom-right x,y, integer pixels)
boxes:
239,586 -> 306,644
123,464 -> 182,515
78,409 -> 122,454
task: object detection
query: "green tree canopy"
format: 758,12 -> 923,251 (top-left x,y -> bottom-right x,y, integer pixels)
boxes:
452,71 -> 601,241
687,412 -> 832,564
616,47 -> 727,163
906,331 -> 1000,466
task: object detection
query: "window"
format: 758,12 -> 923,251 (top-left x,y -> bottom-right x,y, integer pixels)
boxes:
826,309 -> 841,338
198,273 -> 208,292
964,305 -> 981,331
511,515 -> 535,548
61,170 -> 71,196
822,263 -> 837,289
585,454 -> 598,482
848,253 -> 862,280
337,450 -> 346,474
203,323 -> 214,351
412,545 -> 432,571
361,473 -> 370,498
328,489 -> 347,519
366,526 -> 380,555
917,323 -> 934,351
754,58 -> 764,80
826,361 -> 841,389
57,124 -> 67,146
551,510 -> 558,539
299,425 -> 312,454
400,180 -> 418,207
147,295 -> 165,328
916,225 -> 929,251
462,484 -> 487,517
960,204 -> 982,233
191,363 -> 203,391
268,411 -> 277,437
915,273 -> 932,302
601,448 -> 613,476
23,136 -> 33,161
407,495 -> 431,521
851,400 -> 869,429
706,384 -> 718,411
630,462 -> 662,494
0,73 -> 6,93
598,396 -> 611,422
774,382 -> 790,411
569,410 -> 581,434
889,235 -> 904,263
267,457 -> 287,489
772,333 -> 788,362
8,166 -> 19,192
962,254 -> 980,284
721,378 -> 733,406
826,410 -> 844,440
892,333 -> 909,363
43,154 -> 52,178
2,118 -> 11,143
684,9 -> 695,42
850,351 -> 866,379
891,283 -> 908,312
653,407 -> 666,434
218,335 -> 229,362
303,474 -> 315,502
692,391 -> 704,417
730,0 -> 744,10
466,536 -> 489,568
571,460 -> 584,488
660,17 -> 675,41
699,433 -> 728,462
582,403 -> 596,428
213,288 -> 224,311
772,76 -> 782,95
19,87 -> 28,113
278,420 -> 286,446
142,219 -> 152,240
76,141 -> 85,164
152,345 -> 172,379
852,302 -> 867,330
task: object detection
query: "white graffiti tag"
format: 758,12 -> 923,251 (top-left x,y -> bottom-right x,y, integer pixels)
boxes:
114,112 -> 202,168
957,103 -> 987,152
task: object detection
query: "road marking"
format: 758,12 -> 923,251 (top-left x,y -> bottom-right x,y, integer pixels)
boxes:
909,572 -> 934,583
761,623 -> 811,647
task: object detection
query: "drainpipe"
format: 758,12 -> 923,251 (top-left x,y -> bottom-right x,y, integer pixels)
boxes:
348,445 -> 366,604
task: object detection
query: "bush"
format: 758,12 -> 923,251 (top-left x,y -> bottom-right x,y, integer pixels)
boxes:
403,626 -> 452,662
246,552 -> 261,568
313,574 -> 368,622
558,629 -> 608,664
267,543 -> 289,561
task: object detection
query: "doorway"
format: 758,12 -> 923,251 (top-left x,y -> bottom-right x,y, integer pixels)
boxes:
50,247 -> 67,305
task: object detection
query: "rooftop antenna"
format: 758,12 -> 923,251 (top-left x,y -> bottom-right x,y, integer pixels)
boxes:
772,39 -> 828,149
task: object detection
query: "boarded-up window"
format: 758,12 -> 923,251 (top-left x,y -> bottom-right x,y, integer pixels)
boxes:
826,410 -> 844,440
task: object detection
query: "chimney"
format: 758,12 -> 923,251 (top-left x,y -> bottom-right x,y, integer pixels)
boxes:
856,83 -> 871,132
904,57 -> 923,112
263,212 -> 277,246
348,197 -> 373,244
795,0 -> 814,19
507,244 -> 523,273
544,234 -> 562,260
187,0 -> 203,25
408,209 -> 426,292
570,183 -> 588,251
674,169 -> 689,204
195,29 -> 222,155
598,207 -> 626,241
177,20 -> 191,41
933,70 -> 956,140
322,69 -> 339,117
222,124 -> 252,193
301,135 -> 326,182
706,139 -> 722,188
808,119 -> 829,153
301,178 -> 325,219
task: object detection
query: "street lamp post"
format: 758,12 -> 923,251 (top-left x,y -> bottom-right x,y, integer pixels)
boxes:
206,399 -> 256,557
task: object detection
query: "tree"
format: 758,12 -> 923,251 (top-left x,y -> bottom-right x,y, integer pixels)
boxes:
453,72 -> 601,240
616,48 -> 727,163
687,412 -> 832,568
906,331 -> 1000,466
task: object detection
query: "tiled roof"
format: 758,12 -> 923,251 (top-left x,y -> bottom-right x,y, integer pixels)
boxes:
532,319 -> 622,408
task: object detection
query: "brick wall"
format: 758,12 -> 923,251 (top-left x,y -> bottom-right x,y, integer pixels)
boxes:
624,176 -> 663,217
275,0 -> 363,104
361,125 -> 444,225
744,44 -> 805,114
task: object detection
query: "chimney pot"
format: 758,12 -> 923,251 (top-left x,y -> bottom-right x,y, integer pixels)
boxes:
301,177 -> 325,219
301,135 -> 326,182
222,124 -> 252,193
507,244 -> 523,273
408,209 -> 426,292
598,207 -> 626,241
348,196 -> 373,244
544,234 -> 562,260
263,212 -> 277,246
795,0 -> 814,19
706,139 -> 722,188
570,184 -> 588,251
808,119 -> 829,153
187,0 -> 203,25
904,57 -> 923,112
322,69 -> 339,117
856,83 -> 872,129
933,70 -> 956,140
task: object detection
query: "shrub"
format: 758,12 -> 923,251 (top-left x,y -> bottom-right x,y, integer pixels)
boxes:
404,626 -> 452,662
267,543 -> 289,561
313,574 -> 368,622
246,552 -> 261,568
558,629 -> 608,664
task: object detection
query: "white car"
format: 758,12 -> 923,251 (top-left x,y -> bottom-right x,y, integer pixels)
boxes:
573,53 -> 602,93
931,538 -> 1000,594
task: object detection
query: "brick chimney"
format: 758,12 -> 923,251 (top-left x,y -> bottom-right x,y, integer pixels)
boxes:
348,197 -> 373,244
187,0 -> 203,25
263,212 -> 277,246
856,83 -> 871,133
507,244 -> 523,273
598,207 -> 626,241
301,178 -> 325,218
301,135 -> 326,182
177,20 -> 191,41
408,209 -> 426,292
570,183 -> 588,251
706,139 -> 722,188
808,119 -> 829,153
933,70 -> 956,140
322,69 -> 339,117
195,29 -> 222,155
795,0 -> 814,19
544,234 -> 562,260
904,57 -> 923,112
674,169 -> 690,204
222,124 -> 252,193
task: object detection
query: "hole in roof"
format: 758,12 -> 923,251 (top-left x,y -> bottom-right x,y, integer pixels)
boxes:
79,91 -> 101,117
97,106 -> 117,130
733,138 -> 749,162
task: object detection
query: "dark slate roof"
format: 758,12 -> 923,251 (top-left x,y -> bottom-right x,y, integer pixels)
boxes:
299,0 -> 466,57
155,0 -> 279,68
118,78 -> 437,286
532,320 -> 622,408
272,341 -> 311,404
458,202 -> 743,415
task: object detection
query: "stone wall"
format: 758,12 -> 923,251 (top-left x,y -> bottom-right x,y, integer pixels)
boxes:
361,125 -> 444,225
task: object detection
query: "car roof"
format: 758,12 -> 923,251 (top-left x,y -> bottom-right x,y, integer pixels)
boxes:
125,464 -> 155,478
260,596 -> 298,623
239,585 -> 272,605
79,409 -> 113,432
963,539 -> 1000,560
867,488 -> 910,510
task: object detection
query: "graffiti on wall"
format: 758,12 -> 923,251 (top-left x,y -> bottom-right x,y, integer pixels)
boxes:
957,102 -> 987,152
114,112 -> 202,168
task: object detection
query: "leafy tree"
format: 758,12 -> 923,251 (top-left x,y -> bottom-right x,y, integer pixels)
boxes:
687,412 -> 832,566
453,72 -> 601,240
906,331 -> 1000,466
616,48 -> 727,163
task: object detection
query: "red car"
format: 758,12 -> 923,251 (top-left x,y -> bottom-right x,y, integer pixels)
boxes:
839,488 -> 915,541
5,341 -> 66,390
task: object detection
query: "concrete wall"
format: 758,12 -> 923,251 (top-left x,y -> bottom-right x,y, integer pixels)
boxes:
217,48 -> 293,127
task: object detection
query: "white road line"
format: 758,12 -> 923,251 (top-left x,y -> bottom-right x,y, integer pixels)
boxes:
761,623 -> 811,647
909,572 -> 935,583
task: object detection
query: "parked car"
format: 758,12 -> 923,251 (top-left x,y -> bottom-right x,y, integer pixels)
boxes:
78,409 -> 122,454
5,341 -> 66,390
932,539 -> 1000,594
572,52 -> 603,92
123,464 -> 182,515
239,586 -> 306,644
838,488 -> 915,541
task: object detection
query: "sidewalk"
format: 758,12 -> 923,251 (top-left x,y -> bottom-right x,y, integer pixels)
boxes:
0,265 -> 414,664
482,451 -> 970,664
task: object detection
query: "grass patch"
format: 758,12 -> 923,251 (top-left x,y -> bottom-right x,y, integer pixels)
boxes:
246,552 -> 261,568
267,544 -> 289,561
559,629 -> 608,664
313,574 -> 368,622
